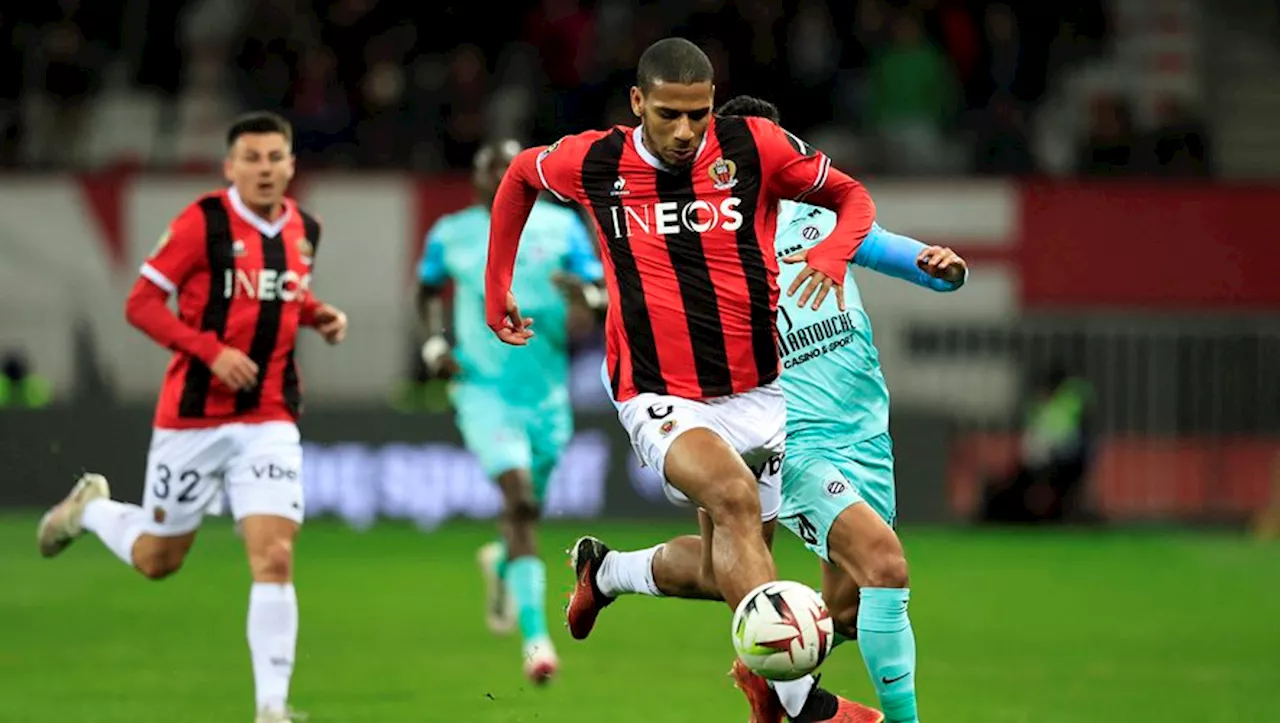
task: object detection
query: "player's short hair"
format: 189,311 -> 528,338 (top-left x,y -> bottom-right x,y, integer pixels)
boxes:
716,95 -> 781,124
473,139 -> 523,172
636,37 -> 714,93
226,112 -> 293,149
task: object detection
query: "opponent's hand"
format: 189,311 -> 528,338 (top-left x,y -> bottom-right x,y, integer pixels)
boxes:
313,303 -> 348,344
551,271 -> 588,305
782,249 -> 846,311
494,291 -> 534,346
210,348 -> 259,391
916,246 -> 967,285
421,336 -> 461,379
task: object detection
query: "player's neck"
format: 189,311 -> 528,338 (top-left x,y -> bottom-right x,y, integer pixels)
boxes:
249,201 -> 284,221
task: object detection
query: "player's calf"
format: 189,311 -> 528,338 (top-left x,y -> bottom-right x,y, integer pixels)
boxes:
663,429 -> 776,608
132,533 -> 197,580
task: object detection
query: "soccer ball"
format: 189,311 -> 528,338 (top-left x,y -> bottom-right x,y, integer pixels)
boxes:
731,580 -> 835,681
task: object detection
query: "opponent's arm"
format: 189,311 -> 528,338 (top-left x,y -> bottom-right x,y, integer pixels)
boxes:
554,210 -> 608,323
753,118 -> 875,310
855,223 -> 967,291
125,205 -> 257,390
415,225 -> 460,377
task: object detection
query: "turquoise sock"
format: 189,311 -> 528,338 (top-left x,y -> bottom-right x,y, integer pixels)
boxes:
493,540 -> 509,581
505,556 -> 548,643
857,587 -> 918,723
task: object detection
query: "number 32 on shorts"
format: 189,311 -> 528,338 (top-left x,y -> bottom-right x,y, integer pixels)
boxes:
153,464 -> 202,503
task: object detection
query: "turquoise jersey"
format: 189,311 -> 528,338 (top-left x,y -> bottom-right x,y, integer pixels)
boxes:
418,201 -> 603,405
775,201 -> 891,445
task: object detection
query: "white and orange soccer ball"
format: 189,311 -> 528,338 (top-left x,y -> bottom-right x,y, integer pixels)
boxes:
731,580 -> 835,681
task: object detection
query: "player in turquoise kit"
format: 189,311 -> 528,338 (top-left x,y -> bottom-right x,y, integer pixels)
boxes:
573,97 -> 967,723
417,140 -> 604,684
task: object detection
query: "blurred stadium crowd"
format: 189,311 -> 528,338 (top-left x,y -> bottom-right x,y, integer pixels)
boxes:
2,0 -> 1210,176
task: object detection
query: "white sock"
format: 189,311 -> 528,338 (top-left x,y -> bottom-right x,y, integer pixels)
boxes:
80,498 -> 147,566
595,545 -> 663,597
771,675 -> 816,718
247,583 -> 298,713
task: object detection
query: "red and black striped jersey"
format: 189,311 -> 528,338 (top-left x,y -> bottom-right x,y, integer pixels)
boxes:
126,187 -> 323,429
486,115 -> 875,402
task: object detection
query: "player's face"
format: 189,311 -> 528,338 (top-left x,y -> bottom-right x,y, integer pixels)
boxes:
631,81 -> 714,168
224,132 -> 295,213
475,156 -> 515,206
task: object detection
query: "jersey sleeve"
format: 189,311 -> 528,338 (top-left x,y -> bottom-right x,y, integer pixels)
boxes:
562,211 -> 604,283
418,222 -> 448,286
747,117 -> 875,282
533,134 -> 591,204
139,203 -> 207,295
486,133 -> 598,331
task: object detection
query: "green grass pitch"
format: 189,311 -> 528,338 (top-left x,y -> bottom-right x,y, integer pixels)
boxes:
1,515 -> 1278,722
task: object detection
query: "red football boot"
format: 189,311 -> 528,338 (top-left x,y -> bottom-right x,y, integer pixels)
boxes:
566,536 -> 615,640
730,659 -> 785,723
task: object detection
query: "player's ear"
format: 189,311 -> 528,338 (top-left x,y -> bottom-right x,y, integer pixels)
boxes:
222,155 -> 235,184
629,86 -> 644,118
284,153 -> 296,182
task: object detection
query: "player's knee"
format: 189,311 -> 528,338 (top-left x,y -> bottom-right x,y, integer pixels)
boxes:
704,474 -> 761,526
250,537 -> 294,582
863,550 -> 909,589
504,494 -> 541,525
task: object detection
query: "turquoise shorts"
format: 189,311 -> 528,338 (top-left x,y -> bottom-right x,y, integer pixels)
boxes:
777,432 -> 896,562
450,383 -> 573,500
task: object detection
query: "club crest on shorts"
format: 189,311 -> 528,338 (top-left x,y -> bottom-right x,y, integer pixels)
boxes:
660,419 -> 678,436
709,157 -> 738,190
801,225 -> 821,241
152,506 -> 166,524
826,480 -> 847,496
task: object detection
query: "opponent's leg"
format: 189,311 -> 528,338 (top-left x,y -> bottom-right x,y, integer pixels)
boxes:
496,466 -> 556,683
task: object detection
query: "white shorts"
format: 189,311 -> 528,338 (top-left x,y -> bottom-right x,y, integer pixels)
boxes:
141,421 -> 304,536
612,379 -> 786,521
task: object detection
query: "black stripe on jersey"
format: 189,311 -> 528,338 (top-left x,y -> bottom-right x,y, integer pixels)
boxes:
654,164 -> 733,397
178,198 -> 235,418
714,117 -> 779,387
284,211 -> 322,416
781,126 -> 818,158
581,130 -> 667,395
235,233 -> 288,413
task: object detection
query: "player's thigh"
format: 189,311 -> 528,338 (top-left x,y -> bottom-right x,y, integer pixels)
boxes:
614,392 -> 722,508
707,381 -> 787,521
141,426 -> 236,537
453,386 -> 534,481
223,422 -> 305,525
526,400 -> 573,503
776,448 -> 869,562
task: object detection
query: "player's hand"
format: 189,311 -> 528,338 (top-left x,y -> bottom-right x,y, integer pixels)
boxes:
494,291 -> 534,346
551,271 -> 588,304
916,246 -> 967,285
313,304 -> 348,345
421,336 -> 461,379
782,250 -> 846,312
210,348 -> 259,391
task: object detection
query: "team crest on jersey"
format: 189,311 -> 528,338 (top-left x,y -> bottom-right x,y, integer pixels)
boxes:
708,157 -> 738,190
297,236 -> 314,265
232,239 -> 247,257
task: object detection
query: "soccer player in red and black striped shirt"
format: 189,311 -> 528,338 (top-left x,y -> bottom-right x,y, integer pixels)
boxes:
37,112 -> 347,723
484,38 -> 877,645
